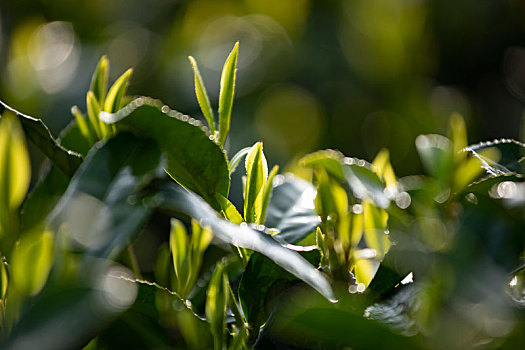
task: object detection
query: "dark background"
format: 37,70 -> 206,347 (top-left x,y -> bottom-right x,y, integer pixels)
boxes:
1,0 -> 525,177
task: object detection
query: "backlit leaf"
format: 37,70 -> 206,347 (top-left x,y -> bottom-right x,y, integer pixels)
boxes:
229,147 -> 251,175
104,68 -> 133,113
244,142 -> 268,223
217,42 -> 238,146
89,55 -> 109,106
0,112 -> 31,212
206,262 -> 228,350
11,230 -> 54,296
189,56 -> 216,134
259,165 -> 279,225
215,193 -> 243,224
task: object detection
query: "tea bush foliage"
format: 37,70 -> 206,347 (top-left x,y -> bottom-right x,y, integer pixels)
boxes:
0,44 -> 524,349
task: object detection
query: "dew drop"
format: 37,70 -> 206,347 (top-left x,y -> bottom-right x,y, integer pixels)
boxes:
395,191 -> 411,209
352,204 -> 363,214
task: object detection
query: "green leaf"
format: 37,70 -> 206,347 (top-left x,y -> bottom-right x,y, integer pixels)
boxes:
449,112 -> 467,164
104,68 -> 133,113
189,219 -> 213,283
344,157 -> 390,209
20,117 -> 98,233
218,42 -> 239,146
301,149 -> 390,209
229,147 -> 251,175
189,56 -> 216,134
244,142 -> 268,223
372,148 -> 396,187
89,55 -> 109,106
48,132 -> 164,258
206,262 -> 228,350
239,250 -> 321,330
265,175 -> 320,244
0,111 -> 31,212
159,182 -> 335,302
259,165 -> 279,225
170,218 -> 190,295
4,260 -> 139,350
20,165 -> 69,234
87,91 -> 103,139
363,201 -> 390,260
70,105 -> 95,146
1,257 -> 8,299
267,290 -> 418,349
0,100 -> 82,178
11,230 -> 54,296
100,98 -> 230,210
300,149 -> 345,181
415,134 -> 454,182
462,138 -> 525,176
314,169 -> 348,223
215,194 -> 243,224
58,117 -> 93,157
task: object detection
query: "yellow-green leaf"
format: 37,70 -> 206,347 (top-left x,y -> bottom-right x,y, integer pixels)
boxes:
71,105 -> 95,145
363,201 -> 390,259
11,230 -> 54,296
314,169 -> 347,222
189,56 -> 216,134
206,262 -> 228,350
0,259 -> 7,299
170,218 -> 189,293
86,91 -> 102,139
450,112 -> 468,164
218,42 -> 238,146
216,194 -> 243,224
372,148 -> 396,187
104,68 -> 133,113
354,258 -> 376,287
244,142 -> 268,223
259,165 -> 279,225
89,55 -> 109,106
0,111 -> 31,213
300,149 -> 345,181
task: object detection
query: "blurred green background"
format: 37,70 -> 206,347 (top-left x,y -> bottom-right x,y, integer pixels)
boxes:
2,0 -> 525,176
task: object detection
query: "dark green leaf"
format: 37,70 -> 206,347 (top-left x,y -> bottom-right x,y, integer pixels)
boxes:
20,165 -> 69,234
462,138 -> 525,176
265,175 -> 320,244
2,260 -> 138,350
100,97 -> 230,209
0,100 -> 82,178
239,250 -> 320,329
267,289 -> 419,349
48,133 -> 164,258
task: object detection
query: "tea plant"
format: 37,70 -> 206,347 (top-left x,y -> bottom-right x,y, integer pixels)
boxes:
0,43 -> 524,349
